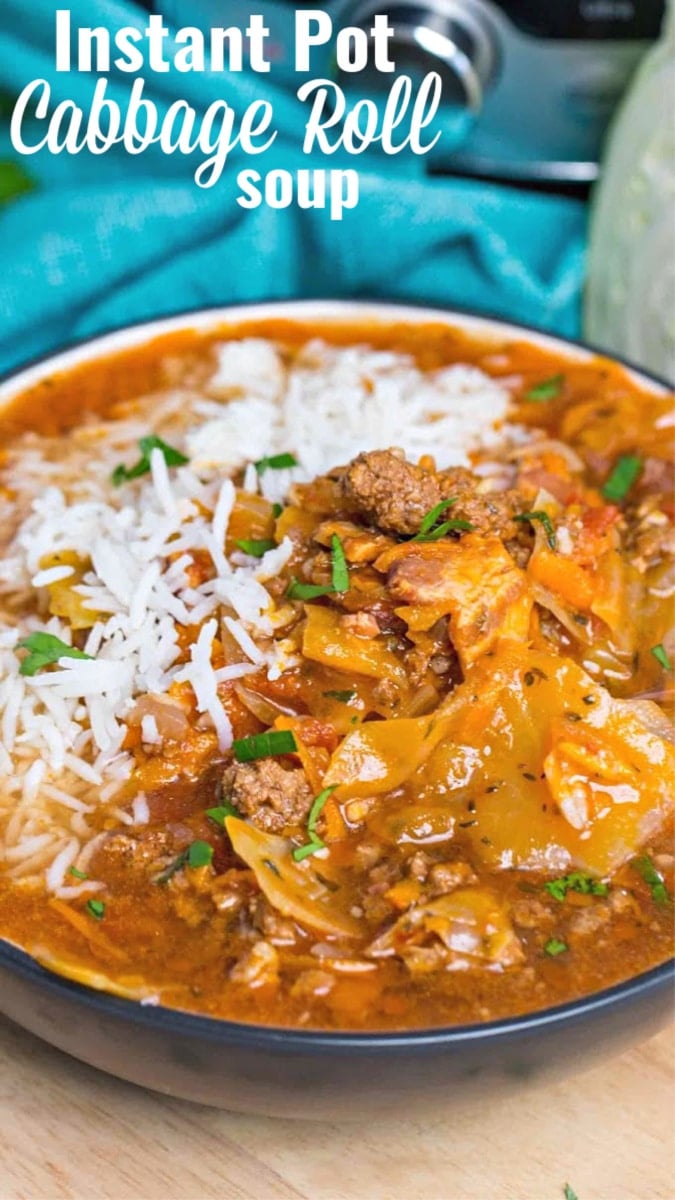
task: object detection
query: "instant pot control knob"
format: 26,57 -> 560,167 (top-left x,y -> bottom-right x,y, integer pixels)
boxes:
343,0 -> 499,115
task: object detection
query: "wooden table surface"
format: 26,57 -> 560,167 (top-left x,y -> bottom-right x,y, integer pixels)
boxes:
0,1017 -> 672,1200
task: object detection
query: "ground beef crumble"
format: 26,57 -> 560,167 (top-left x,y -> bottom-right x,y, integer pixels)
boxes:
342,449 -> 442,536
342,448 -> 526,543
222,759 -> 313,834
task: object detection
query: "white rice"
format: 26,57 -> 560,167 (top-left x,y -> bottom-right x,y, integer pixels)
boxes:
0,336 -> 516,889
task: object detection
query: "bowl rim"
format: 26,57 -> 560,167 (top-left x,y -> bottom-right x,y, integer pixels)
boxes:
0,296 -> 672,1052
1,937 -> 672,1052
0,297 -> 673,399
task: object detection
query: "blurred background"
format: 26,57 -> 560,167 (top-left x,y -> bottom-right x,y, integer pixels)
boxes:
0,0 -> 673,378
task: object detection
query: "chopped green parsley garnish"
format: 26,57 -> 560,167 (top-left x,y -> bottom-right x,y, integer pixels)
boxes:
515,510 -> 557,550
651,643 -> 672,671
412,499 -> 474,542
156,840 -> 214,884
187,840 -> 214,869
272,502 -> 283,518
323,689 -> 356,703
86,899 -> 105,920
156,850 -> 188,885
601,454 -> 642,503
68,866 -> 88,881
17,632 -> 92,677
417,518 -> 474,541
291,841 -> 324,863
545,873 -> 608,902
563,1186 -> 579,1200
235,538 -> 276,558
417,499 -> 456,535
286,579 -> 335,601
330,534 -> 350,593
254,452 -> 298,474
631,855 -> 670,904
232,729 -> 297,763
544,937 -> 568,956
206,802 -> 239,826
112,436 -> 188,486
524,374 -> 564,402
307,786 -> 337,838
287,537 -> 350,600
292,785 -> 337,862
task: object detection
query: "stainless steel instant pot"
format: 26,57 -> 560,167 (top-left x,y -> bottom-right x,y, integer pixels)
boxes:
151,1 -> 666,184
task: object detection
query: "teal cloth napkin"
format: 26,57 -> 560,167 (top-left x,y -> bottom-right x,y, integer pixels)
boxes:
0,0 -> 587,375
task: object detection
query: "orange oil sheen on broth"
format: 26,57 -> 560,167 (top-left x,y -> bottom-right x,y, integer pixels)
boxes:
0,320 -> 672,1030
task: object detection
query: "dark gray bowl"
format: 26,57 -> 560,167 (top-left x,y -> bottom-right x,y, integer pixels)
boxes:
0,301 -> 672,1117
0,940 -> 672,1118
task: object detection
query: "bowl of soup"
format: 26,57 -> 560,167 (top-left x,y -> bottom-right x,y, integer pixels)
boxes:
0,301 -> 672,1116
